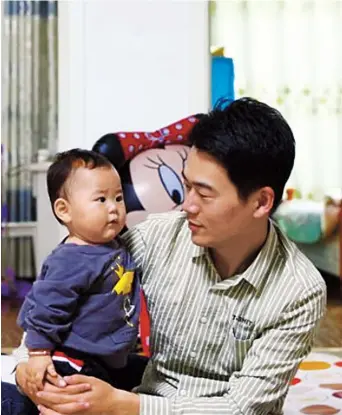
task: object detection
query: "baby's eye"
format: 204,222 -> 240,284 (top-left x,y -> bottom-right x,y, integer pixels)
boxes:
97,196 -> 106,203
116,195 -> 123,202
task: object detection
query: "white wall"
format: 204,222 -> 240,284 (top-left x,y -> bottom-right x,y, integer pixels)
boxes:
58,0 -> 210,152
45,0 -> 209,244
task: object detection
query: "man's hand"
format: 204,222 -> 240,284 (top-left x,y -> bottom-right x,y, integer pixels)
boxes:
36,375 -> 140,415
15,362 -> 91,407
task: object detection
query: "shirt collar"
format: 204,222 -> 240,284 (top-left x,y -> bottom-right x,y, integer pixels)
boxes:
189,243 -> 206,258
240,220 -> 279,291
189,220 -> 279,292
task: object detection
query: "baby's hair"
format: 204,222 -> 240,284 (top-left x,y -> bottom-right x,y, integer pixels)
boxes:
47,148 -> 113,224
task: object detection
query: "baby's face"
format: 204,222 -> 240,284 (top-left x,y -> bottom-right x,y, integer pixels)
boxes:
66,166 -> 126,244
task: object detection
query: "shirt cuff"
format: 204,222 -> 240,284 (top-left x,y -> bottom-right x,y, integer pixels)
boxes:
140,394 -> 172,415
12,346 -> 29,365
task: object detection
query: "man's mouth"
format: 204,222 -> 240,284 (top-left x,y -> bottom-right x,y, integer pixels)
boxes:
188,220 -> 202,231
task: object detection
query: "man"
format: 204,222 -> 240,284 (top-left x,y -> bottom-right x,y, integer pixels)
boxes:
3,98 -> 326,415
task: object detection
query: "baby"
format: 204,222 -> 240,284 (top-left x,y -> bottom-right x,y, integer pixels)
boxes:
17,149 -> 140,390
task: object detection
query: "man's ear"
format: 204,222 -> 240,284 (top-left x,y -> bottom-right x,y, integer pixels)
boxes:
54,198 -> 71,224
253,187 -> 274,218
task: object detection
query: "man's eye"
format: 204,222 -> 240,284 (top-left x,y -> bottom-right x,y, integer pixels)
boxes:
199,194 -> 211,200
97,197 -> 106,203
116,195 -> 123,202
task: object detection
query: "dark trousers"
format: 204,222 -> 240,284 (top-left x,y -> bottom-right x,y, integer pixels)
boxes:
1,354 -> 149,415
51,347 -> 122,387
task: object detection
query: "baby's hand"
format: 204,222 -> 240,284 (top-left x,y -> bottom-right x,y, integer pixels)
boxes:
27,354 -> 54,391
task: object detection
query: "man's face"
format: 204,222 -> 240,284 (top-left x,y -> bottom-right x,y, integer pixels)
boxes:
182,147 -> 257,249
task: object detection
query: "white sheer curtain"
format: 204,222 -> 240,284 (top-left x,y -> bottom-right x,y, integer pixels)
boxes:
1,1 -> 58,280
210,0 -> 342,198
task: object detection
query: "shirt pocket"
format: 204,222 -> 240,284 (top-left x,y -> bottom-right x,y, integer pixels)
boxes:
228,320 -> 259,370
231,319 -> 258,342
218,320 -> 259,374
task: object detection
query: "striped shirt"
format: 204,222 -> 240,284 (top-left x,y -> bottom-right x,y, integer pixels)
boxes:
14,212 -> 326,415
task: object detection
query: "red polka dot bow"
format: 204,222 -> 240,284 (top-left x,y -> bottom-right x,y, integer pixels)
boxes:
93,114 -> 202,168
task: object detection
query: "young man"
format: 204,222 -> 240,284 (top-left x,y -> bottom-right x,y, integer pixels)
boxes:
6,98 -> 326,415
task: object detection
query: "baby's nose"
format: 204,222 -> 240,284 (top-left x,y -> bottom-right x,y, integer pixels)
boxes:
108,201 -> 118,213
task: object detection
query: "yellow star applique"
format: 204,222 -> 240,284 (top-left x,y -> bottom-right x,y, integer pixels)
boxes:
112,264 -> 134,295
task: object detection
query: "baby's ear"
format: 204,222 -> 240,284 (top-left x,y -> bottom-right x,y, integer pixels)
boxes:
92,133 -> 126,169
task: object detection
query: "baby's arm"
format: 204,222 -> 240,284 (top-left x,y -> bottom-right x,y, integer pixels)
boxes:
17,251 -> 93,351
12,334 -> 67,395
16,251 -> 94,395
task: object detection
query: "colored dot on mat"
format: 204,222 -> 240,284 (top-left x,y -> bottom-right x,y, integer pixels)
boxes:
291,377 -> 301,386
299,361 -> 331,371
332,391 -> 342,399
320,384 -> 342,390
334,361 -> 342,368
300,404 -> 340,414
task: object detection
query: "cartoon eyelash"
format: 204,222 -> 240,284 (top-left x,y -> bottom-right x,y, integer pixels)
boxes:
144,156 -> 162,170
144,155 -> 167,170
156,154 -> 165,165
177,149 -> 188,168
179,148 -> 188,161
144,150 -> 188,171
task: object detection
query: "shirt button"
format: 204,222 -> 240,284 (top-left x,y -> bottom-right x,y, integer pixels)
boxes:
179,389 -> 187,396
200,316 -> 207,324
190,351 -> 197,358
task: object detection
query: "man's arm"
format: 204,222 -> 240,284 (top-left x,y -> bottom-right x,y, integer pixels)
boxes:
121,225 -> 147,272
138,283 -> 326,415
34,283 -> 326,415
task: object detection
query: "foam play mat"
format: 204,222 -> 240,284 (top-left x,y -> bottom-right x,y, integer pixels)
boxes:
2,352 -> 342,413
2,354 -> 16,385
283,352 -> 342,414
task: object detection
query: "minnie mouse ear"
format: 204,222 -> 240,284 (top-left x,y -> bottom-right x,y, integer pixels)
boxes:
92,133 -> 127,170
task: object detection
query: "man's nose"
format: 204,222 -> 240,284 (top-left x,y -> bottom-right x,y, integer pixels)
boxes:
182,192 -> 200,214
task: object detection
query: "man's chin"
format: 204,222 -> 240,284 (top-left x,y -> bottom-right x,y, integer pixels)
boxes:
190,233 -> 209,247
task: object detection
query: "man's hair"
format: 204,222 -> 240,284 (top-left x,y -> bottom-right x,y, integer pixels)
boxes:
188,97 -> 295,212
47,148 -> 113,223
